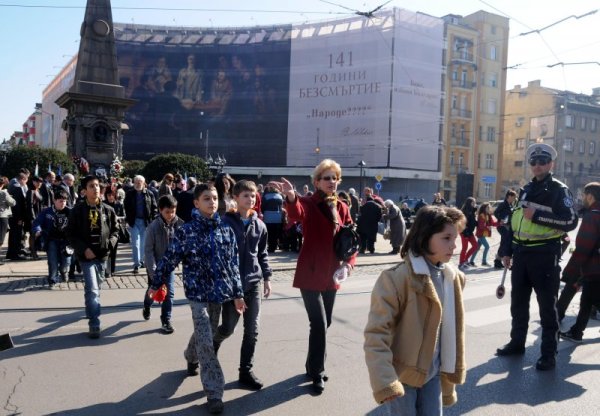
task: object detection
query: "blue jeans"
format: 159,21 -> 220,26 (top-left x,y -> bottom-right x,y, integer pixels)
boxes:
81,259 -> 105,329
144,271 -> 175,322
381,375 -> 442,416
470,237 -> 490,263
130,218 -> 146,268
213,283 -> 262,373
46,239 -> 72,284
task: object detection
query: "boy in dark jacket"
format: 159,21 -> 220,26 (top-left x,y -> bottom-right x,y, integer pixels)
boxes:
142,194 -> 184,333
67,175 -> 119,339
215,180 -> 272,390
32,190 -> 72,287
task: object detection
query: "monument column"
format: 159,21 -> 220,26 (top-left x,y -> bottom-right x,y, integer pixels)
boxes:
56,0 -> 135,176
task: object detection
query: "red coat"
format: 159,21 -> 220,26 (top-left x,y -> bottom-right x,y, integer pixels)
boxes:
286,192 -> 357,291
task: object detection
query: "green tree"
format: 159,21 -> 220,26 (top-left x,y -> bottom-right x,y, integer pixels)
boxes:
141,153 -> 209,182
1,146 -> 75,179
122,159 -> 146,179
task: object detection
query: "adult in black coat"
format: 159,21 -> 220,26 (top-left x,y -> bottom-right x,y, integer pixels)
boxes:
357,196 -> 383,254
6,173 -> 28,260
124,176 -> 158,272
175,177 -> 197,222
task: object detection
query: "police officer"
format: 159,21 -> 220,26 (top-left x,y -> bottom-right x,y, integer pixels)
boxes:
496,143 -> 578,371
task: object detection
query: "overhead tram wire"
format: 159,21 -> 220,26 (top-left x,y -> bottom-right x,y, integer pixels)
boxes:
0,3 -> 349,15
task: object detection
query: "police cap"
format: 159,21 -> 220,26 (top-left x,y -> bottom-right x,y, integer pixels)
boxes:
527,143 -> 557,162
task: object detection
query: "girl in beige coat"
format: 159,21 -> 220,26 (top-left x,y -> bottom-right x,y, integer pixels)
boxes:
364,205 -> 467,414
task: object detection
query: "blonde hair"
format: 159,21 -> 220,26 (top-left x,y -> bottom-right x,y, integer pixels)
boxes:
312,159 -> 342,184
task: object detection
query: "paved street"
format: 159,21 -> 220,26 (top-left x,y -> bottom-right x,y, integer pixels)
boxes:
1,230 -> 600,415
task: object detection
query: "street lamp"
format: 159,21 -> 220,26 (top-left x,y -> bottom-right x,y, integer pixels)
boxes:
206,154 -> 227,175
358,160 -> 366,197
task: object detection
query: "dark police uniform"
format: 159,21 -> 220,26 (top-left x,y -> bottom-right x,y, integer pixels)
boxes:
498,146 -> 578,369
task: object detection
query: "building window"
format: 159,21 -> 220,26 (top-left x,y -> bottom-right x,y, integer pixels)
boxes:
451,123 -> 456,138
450,151 -> 455,166
590,141 -> 595,155
451,95 -> 457,109
487,126 -> 496,142
579,139 -> 586,154
515,160 -> 523,167
581,117 -> 587,130
516,116 -> 525,127
491,25 -> 497,35
490,45 -> 497,60
484,183 -> 492,198
487,99 -> 497,114
477,153 -> 481,168
564,137 -> 574,151
485,154 -> 494,169
452,70 -> 458,80
565,114 -> 575,128
479,125 -> 483,141
459,152 -> 464,167
489,72 -> 497,87
516,138 -> 525,149
591,118 -> 597,132
444,180 -> 451,188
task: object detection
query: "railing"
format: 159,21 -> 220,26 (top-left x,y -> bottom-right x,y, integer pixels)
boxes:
450,108 -> 472,118
450,137 -> 470,147
451,80 -> 476,89
451,51 -> 474,62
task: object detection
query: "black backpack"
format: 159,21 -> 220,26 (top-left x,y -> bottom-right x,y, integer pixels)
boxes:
333,223 -> 361,261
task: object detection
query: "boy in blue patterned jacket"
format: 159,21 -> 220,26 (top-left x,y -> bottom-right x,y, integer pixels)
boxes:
148,183 -> 246,415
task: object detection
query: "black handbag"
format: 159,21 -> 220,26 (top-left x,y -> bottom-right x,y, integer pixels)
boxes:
333,224 -> 360,261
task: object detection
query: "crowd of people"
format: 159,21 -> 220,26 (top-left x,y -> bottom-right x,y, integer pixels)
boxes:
2,142 -> 599,414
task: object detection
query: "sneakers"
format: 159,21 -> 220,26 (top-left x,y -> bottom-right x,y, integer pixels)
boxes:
88,327 -> 101,339
496,342 -> 526,356
535,355 -> 556,371
239,371 -> 264,390
458,263 -> 469,270
468,261 -> 476,267
207,398 -> 224,414
140,261 -> 145,268
494,259 -> 504,269
143,306 -> 151,320
187,361 -> 199,376
161,320 -> 175,334
133,266 -> 139,274
560,330 -> 583,343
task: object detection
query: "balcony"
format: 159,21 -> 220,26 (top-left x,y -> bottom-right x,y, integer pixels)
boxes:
450,108 -> 472,119
450,136 -> 470,147
451,51 -> 474,62
451,80 -> 476,89
447,165 -> 469,176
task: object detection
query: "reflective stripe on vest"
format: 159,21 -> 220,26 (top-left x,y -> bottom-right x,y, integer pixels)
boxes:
511,207 -> 563,245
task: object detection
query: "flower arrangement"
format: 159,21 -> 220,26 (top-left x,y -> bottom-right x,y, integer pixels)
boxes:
110,157 -> 123,177
72,155 -> 90,175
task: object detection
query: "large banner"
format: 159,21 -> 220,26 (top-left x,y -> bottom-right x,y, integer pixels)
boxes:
390,9 -> 444,171
116,37 -> 291,166
287,18 -> 394,167
110,11 -> 443,171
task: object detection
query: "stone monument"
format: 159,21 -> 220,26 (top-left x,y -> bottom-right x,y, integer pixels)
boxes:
56,0 -> 135,177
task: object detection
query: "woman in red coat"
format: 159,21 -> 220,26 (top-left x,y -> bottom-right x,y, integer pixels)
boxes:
269,159 -> 357,394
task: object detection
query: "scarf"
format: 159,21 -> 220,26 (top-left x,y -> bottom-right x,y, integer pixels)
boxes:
316,190 -> 339,235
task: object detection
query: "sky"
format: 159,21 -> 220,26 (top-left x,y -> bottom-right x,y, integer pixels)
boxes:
1,0 -> 599,141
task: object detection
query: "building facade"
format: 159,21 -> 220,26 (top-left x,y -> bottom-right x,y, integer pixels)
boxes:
441,11 -> 509,205
502,80 -> 600,200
